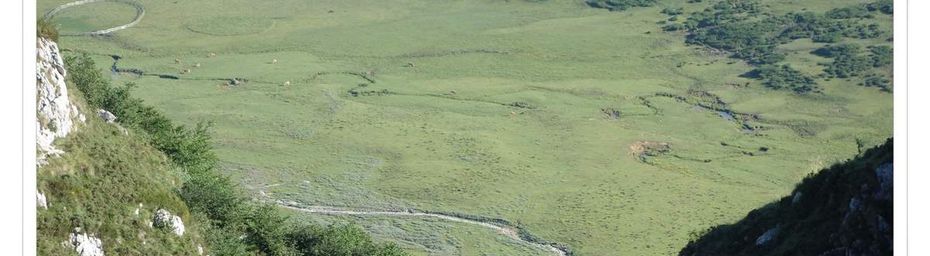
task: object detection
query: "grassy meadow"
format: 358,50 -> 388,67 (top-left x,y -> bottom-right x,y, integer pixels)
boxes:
40,0 -> 893,255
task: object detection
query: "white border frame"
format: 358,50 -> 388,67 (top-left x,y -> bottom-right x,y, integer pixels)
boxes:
6,0 -> 921,256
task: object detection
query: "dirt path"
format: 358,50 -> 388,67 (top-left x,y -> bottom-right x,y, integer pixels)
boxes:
277,203 -> 569,256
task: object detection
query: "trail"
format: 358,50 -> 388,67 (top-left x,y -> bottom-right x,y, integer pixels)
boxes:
45,0 -> 145,36
276,202 -> 570,256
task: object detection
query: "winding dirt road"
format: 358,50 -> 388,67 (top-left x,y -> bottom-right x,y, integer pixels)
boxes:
277,203 -> 569,256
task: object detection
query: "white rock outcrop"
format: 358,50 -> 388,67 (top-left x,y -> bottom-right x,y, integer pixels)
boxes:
153,209 -> 185,236
97,109 -> 117,123
69,228 -> 104,256
37,190 -> 48,209
755,226 -> 780,246
37,37 -> 83,164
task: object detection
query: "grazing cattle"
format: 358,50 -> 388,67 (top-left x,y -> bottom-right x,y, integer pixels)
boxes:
174,58 -> 181,64
208,52 -> 216,57
194,63 -> 201,68
272,59 -> 278,64
284,81 -> 291,86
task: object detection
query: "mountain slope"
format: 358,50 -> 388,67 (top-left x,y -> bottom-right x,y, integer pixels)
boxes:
680,139 -> 893,256
36,31 -> 406,256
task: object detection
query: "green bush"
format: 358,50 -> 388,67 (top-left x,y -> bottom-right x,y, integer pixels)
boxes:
288,225 -> 406,256
861,75 -> 891,91
812,44 -> 892,79
37,18 -> 58,41
826,6 -> 872,19
866,0 -> 893,15
869,45 -> 893,67
585,0 -> 657,11
746,65 -> 818,94
661,7 -> 684,16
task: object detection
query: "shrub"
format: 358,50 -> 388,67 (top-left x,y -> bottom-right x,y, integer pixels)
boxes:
866,0 -> 893,15
746,65 -> 818,94
826,6 -> 872,19
813,44 -> 891,79
861,75 -> 891,90
37,18 -> 58,41
288,225 -> 406,256
869,45 -> 893,67
585,0 -> 657,11
811,44 -> 861,58
661,7 -> 684,16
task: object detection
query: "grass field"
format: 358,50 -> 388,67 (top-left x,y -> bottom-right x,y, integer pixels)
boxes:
40,0 -> 893,255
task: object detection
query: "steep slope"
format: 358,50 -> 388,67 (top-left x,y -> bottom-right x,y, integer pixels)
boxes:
37,36 -> 207,255
36,29 -> 406,255
679,139 -> 893,256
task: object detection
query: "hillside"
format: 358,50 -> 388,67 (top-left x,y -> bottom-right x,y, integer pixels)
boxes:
36,30 -> 405,256
679,138 -> 893,256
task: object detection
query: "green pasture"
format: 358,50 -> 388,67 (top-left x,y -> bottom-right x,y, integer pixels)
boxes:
40,0 -> 893,255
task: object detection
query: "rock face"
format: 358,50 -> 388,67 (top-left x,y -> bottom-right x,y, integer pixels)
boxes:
37,37 -> 83,164
69,228 -> 104,256
153,209 -> 185,236
874,163 -> 893,200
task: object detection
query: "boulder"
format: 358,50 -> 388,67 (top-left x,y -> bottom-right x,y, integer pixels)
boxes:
153,209 -> 185,236
97,109 -> 117,123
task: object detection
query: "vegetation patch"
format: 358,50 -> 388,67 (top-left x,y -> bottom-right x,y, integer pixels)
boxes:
663,0 -> 892,94
743,64 -> 819,94
584,0 -> 657,11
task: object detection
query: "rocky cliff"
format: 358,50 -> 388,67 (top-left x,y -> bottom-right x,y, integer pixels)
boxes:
680,139 -> 893,256
36,37 -> 84,164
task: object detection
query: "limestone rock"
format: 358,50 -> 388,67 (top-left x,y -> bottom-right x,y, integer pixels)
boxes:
37,37 -> 83,164
37,190 -> 48,209
153,209 -> 185,236
69,228 -> 104,256
97,109 -> 117,123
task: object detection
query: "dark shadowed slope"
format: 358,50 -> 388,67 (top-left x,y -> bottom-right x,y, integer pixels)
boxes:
680,139 -> 893,256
